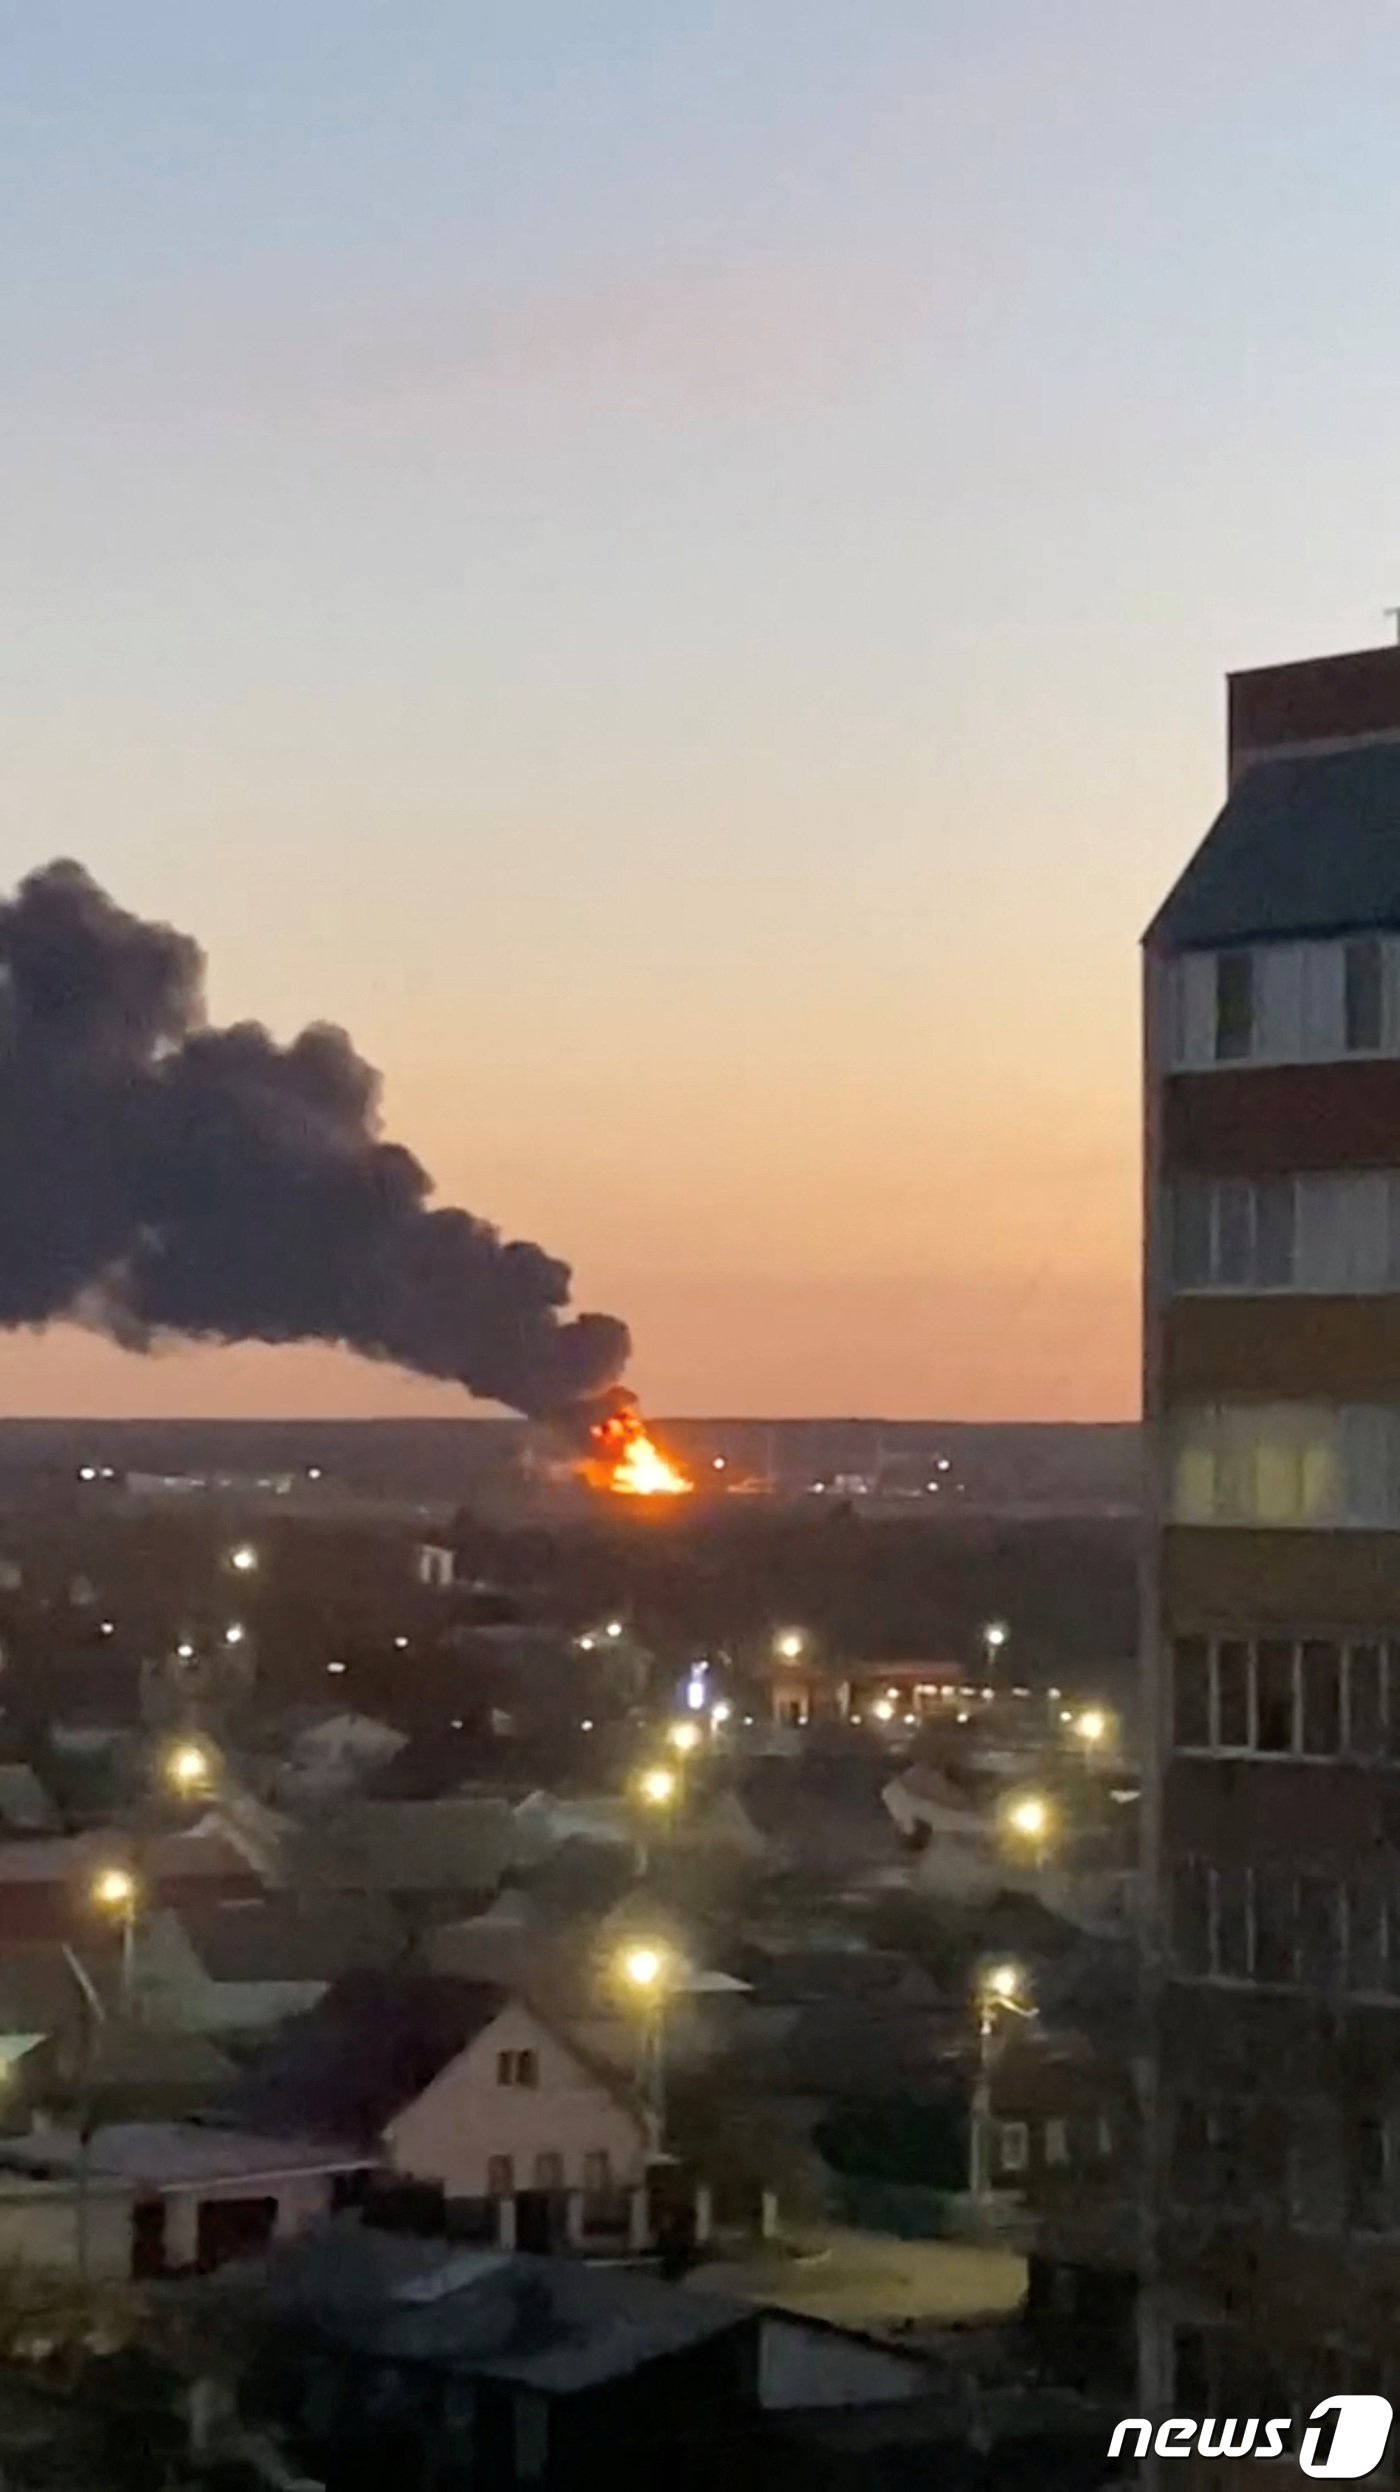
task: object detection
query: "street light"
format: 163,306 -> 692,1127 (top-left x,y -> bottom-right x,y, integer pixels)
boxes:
666,1721 -> 701,1756
616,1942 -> 677,2151
1074,1707 -> 1109,1750
981,1620 -> 1008,1678
164,1740 -> 214,1799
1002,1791 -> 1055,1872
636,1766 -> 677,1810
773,1629 -> 806,1663
970,1959 -> 1035,2205
91,1865 -> 139,2007
228,1544 -> 259,1576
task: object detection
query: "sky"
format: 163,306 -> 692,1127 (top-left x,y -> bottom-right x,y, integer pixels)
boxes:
5,0 -> 1400,1422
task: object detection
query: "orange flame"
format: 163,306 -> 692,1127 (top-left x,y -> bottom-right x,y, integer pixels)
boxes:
582,1410 -> 693,1499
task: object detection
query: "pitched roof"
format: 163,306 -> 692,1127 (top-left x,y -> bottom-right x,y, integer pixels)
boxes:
290,1799 -> 517,1895
230,1971 -> 512,2144
178,1894 -> 407,1986
248,2229 -> 754,2392
1148,744 -> 1400,952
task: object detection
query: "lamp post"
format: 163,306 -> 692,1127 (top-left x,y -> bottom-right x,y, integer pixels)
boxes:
1002,1790 -> 1055,1876
91,1865 -> 139,2012
163,1738 -> 215,1801
617,1943 -> 676,2156
969,1960 -> 1035,2206
632,1764 -> 678,1877
981,1620 -> 1008,1684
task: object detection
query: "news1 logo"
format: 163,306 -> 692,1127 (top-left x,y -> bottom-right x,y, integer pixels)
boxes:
1108,2396 -> 1393,2476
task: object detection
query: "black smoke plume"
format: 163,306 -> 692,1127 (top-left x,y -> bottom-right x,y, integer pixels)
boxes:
0,862 -> 630,1418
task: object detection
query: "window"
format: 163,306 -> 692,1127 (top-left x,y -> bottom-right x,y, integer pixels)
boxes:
1171,1181 -> 1213,1290
487,2155 -> 515,2197
1348,1643 -> 1385,1755
1215,1867 -> 1251,1979
532,2153 -> 564,2191
1347,1882 -> 1388,1995
1044,2118 -> 1069,2167
1300,1640 -> 1342,1756
496,2049 -> 538,2089
1171,1858 -> 1211,1976
1253,1865 -> 1295,1985
1253,1639 -> 1293,1752
1297,1876 -> 1341,1989
1349,2118 -> 1389,2230
1216,1640 -> 1251,1748
1216,1179 -> 1253,1285
1173,1636 -> 1210,1748
582,2150 -> 612,2194
1345,938 -> 1384,1053
997,2120 -> 1029,2176
1215,952 -> 1254,1061
1255,1178 -> 1297,1287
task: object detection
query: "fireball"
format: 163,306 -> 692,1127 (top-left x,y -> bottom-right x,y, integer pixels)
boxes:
582,1409 -> 692,1498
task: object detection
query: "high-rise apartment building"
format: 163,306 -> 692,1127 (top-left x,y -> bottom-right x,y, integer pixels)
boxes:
1143,643 -> 1400,2448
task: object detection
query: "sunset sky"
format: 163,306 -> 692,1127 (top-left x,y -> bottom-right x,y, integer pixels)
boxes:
6,1 -> 1400,1421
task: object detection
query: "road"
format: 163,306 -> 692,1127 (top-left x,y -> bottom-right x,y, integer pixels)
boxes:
689,2223 -> 1026,2330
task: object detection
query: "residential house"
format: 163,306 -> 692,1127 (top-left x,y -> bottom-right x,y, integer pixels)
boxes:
0,2121 -> 375,2280
0,1821 -> 267,1946
227,2224 -> 933,2492
232,1971 -> 653,2249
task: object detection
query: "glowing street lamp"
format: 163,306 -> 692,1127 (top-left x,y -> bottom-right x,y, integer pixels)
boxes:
1075,1707 -> 1109,1750
666,1721 -> 701,1756
636,1766 -> 677,1811
1002,1791 -> 1055,1872
773,1629 -> 807,1663
91,1864 -> 140,2005
981,1620 -> 1008,1679
615,1941 -> 678,2150
970,1958 -> 1036,2203
227,1544 -> 259,1576
164,1740 -> 214,1799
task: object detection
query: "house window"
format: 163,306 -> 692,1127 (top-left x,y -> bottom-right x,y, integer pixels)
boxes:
532,2153 -> 564,2192
1172,1636 -> 1210,1749
1254,1178 -> 1298,1287
496,2049 -> 538,2089
582,2151 -> 612,2194
1349,2117 -> 1390,2230
1346,1881 -> 1388,1995
1215,952 -> 1254,1061
1044,2118 -> 1069,2167
1345,938 -> 1384,1054
996,2121 -> 1029,2176
487,2155 -> 515,2197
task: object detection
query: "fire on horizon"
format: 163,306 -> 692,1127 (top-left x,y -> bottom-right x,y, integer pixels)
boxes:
581,1407 -> 693,1499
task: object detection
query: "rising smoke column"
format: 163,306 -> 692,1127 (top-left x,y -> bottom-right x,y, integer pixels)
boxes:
0,861 -> 630,1416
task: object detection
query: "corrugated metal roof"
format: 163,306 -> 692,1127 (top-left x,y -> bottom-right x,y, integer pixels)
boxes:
1148,744 -> 1400,951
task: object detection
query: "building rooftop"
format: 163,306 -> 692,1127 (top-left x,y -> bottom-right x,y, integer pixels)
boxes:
1147,742 -> 1400,952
